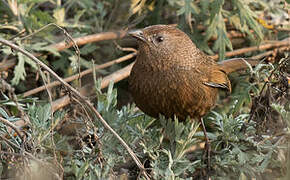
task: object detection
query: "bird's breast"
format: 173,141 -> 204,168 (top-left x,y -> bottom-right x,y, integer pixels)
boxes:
129,63 -> 177,117
129,62 -> 219,120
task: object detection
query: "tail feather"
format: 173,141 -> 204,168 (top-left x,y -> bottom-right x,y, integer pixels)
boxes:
218,58 -> 261,74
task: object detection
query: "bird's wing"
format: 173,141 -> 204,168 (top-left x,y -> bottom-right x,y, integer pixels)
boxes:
204,68 -> 231,92
175,64 -> 231,92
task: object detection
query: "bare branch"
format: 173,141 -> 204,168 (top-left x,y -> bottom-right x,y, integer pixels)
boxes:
211,38 -> 290,60
22,52 -> 136,97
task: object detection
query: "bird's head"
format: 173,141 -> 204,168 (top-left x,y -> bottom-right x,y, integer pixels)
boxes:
129,25 -> 196,59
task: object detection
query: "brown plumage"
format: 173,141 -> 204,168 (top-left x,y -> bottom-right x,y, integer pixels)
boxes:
128,24 -> 259,169
129,24 -> 259,120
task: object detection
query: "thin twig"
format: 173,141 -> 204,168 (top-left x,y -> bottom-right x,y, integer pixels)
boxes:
251,46 -> 289,60
51,95 -> 71,112
22,52 -> 136,97
39,70 -> 61,172
14,23 -> 82,89
114,41 -> 138,53
211,39 -> 290,60
1,29 -> 128,71
47,30 -> 127,51
50,62 -> 135,112
100,62 -> 134,89
17,23 -> 60,42
0,38 -> 149,179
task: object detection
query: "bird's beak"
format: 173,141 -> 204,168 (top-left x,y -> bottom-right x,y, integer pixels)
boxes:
128,30 -> 146,42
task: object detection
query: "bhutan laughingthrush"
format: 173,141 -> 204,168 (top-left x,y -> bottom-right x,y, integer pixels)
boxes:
128,24 -> 259,167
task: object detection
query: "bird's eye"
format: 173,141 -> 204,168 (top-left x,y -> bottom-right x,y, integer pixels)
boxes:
152,34 -> 164,44
155,36 -> 164,43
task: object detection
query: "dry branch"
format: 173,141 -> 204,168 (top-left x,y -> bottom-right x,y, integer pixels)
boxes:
22,52 -> 136,97
51,62 -> 135,111
0,30 -> 128,71
211,39 -> 290,60
251,46 -> 290,60
48,31 -> 127,51
101,62 -> 134,89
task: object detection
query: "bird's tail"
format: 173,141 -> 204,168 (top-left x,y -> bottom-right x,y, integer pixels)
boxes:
218,58 -> 261,74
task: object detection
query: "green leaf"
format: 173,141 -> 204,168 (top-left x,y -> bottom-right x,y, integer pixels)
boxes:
44,46 -> 61,56
20,49 -> 38,69
258,151 -> 273,172
210,0 -> 224,16
184,0 -> 199,15
38,103 -> 51,122
30,42 -> 49,51
33,10 -> 54,25
200,0 -> 209,12
106,81 -> 117,110
205,0 -> 224,41
271,103 -> 289,120
11,52 -> 26,85
212,13 -> 233,60
68,55 -> 79,72
22,10 -> 54,31
53,8 -> 67,26
80,44 -> 99,55
232,0 -> 263,41
76,161 -> 90,180
176,0 -> 200,30
1,46 -> 12,55
0,107 -> 9,118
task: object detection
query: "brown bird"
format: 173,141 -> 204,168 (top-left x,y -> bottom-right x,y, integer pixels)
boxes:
128,24 -> 259,168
